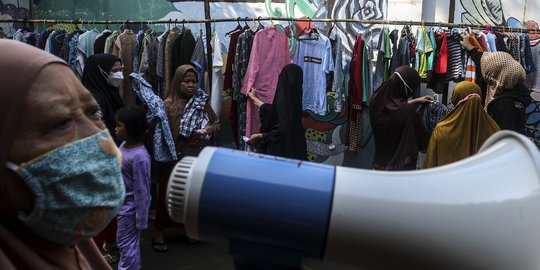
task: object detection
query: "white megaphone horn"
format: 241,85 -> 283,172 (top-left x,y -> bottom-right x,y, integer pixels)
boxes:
167,131 -> 540,270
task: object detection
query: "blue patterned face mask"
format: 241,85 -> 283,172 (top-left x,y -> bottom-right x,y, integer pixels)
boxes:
5,130 -> 125,245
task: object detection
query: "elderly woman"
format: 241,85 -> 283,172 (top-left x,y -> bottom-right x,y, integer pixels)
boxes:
152,64 -> 219,252
369,66 -> 433,171
424,81 -> 500,168
0,40 -> 124,269
461,37 -> 532,134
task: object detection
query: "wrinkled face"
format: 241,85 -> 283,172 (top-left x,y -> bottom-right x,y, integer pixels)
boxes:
5,64 -> 105,211
180,71 -> 198,98
109,61 -> 124,74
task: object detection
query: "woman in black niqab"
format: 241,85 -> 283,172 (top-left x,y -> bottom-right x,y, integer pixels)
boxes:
248,64 -> 307,160
82,54 -> 125,144
369,65 -> 432,170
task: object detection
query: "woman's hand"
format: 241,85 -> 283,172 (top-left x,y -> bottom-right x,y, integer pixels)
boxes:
460,34 -> 475,51
248,87 -> 258,100
247,88 -> 265,108
247,133 -> 263,145
408,95 -> 434,105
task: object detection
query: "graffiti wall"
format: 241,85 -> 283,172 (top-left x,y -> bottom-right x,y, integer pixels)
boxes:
30,0 -> 538,168
1,0 -> 30,36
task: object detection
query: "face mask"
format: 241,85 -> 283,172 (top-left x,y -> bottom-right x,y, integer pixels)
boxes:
5,130 -> 125,245
107,71 -> 124,87
100,67 -> 124,87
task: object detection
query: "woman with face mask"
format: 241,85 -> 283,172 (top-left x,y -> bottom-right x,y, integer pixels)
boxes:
152,64 -> 220,252
82,54 -> 125,145
370,66 -> 433,171
0,40 -> 125,269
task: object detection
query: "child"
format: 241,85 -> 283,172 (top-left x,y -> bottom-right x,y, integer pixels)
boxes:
115,106 -> 151,270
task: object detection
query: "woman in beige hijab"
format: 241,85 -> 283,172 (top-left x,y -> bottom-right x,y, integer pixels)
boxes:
461,37 -> 532,134
152,64 -> 219,252
0,40 -> 124,269
424,81 -> 500,168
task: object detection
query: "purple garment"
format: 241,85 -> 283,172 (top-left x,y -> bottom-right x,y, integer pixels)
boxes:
117,143 -> 151,270
240,26 -> 291,136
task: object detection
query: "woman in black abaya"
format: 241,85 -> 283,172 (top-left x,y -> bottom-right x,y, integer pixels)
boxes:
247,64 -> 307,161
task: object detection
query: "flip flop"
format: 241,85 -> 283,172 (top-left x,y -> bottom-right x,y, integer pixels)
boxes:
152,238 -> 169,253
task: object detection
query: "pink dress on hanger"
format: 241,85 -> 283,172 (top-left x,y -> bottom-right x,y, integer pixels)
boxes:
240,26 -> 291,137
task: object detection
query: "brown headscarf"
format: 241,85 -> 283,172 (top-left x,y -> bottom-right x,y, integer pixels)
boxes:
0,39 -> 67,180
0,40 -> 111,270
164,65 -> 198,148
370,66 -> 427,170
424,81 -> 500,168
481,52 -> 526,107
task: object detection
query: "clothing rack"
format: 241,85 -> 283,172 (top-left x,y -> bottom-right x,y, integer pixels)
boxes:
1,17 -> 539,34
2,17 -> 537,107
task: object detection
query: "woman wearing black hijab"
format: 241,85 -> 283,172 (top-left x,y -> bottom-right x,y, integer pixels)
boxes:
82,54 -> 125,145
370,66 -> 433,171
248,64 -> 307,161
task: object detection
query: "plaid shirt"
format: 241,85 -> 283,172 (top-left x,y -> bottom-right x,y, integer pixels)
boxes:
179,89 -> 209,138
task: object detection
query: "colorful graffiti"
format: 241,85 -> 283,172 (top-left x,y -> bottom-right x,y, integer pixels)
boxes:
0,0 -> 29,36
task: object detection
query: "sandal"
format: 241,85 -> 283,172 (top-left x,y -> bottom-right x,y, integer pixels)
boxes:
152,238 -> 169,253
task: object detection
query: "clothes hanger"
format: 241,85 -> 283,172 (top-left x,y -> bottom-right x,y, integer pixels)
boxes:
256,16 -> 265,32
242,17 -> 251,31
297,18 -> 319,41
226,18 -> 242,36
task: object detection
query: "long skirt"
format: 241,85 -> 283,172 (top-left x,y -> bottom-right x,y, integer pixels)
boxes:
154,162 -> 182,231
117,215 -> 142,270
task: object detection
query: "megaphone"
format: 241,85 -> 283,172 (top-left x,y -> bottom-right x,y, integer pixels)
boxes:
167,131 -> 540,270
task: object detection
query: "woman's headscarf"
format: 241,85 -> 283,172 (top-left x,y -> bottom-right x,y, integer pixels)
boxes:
81,54 -> 124,144
369,66 -> 426,170
0,40 -> 68,180
424,81 -> 500,168
164,65 -> 198,147
266,64 -> 307,160
481,52 -> 526,107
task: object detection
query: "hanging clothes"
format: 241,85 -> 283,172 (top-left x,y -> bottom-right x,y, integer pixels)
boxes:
225,29 -> 244,148
210,32 -> 224,118
464,33 -> 483,83
138,30 -> 159,94
113,29 -> 137,106
130,73 -> 177,162
348,35 -> 364,152
294,31 -> 334,116
104,30 -> 120,54
191,32 -> 207,91
94,29 -> 112,54
329,28 -> 345,112
374,26 -> 391,88
156,29 -> 170,97
163,27 -> 181,98
232,30 -> 254,149
444,31 -> 463,82
171,28 -> 196,82
389,29 -> 400,74
525,38 -> 540,91
240,26 -> 291,137
486,32 -> 498,52
133,29 -> 145,72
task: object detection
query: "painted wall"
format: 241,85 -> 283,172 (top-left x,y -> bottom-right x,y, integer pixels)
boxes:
1,0 -> 30,35
30,0 -> 539,168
